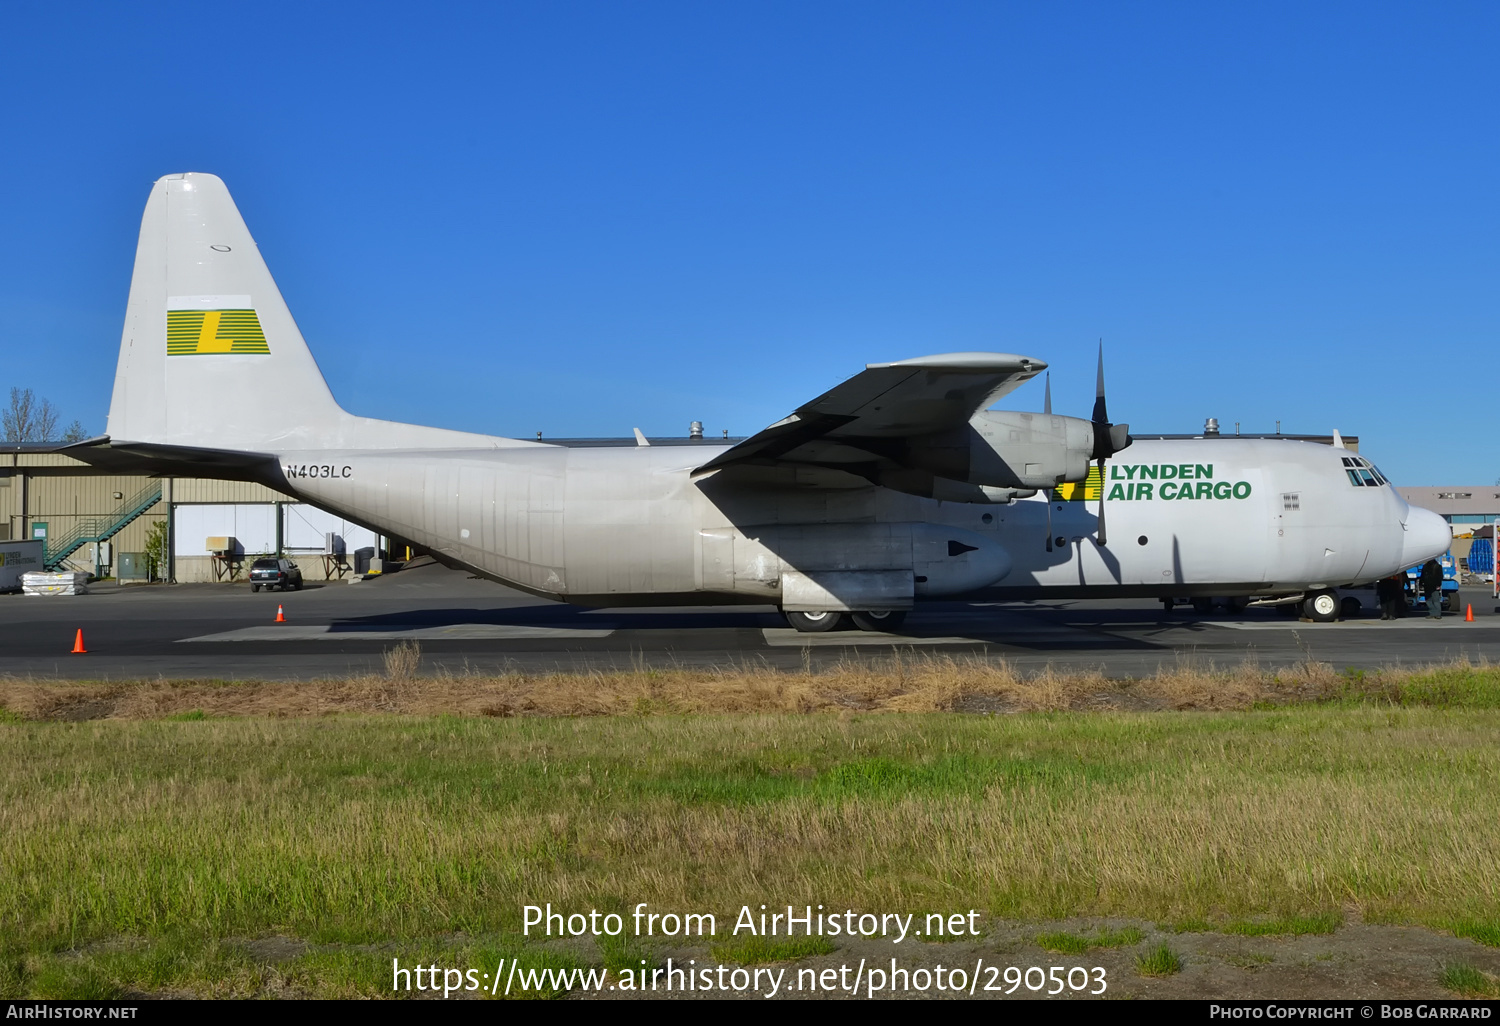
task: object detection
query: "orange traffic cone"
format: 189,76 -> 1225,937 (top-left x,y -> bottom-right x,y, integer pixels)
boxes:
1466,603 -> 1474,622
71,629 -> 87,654
275,604 -> 285,623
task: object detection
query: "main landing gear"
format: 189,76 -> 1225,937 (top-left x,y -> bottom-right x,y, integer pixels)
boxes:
784,610 -> 846,633
850,610 -> 908,632
783,610 -> 909,634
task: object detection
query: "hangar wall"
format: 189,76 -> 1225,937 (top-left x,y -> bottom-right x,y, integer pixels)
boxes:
2,449 -> 385,583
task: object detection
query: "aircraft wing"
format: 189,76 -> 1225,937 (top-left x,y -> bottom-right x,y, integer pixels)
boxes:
695,352 -> 1045,475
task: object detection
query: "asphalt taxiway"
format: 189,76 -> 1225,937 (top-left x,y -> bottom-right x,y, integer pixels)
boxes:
2,562 -> 1497,680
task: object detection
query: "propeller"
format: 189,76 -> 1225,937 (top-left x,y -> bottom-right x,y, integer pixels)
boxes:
1089,342 -> 1130,546
1044,372 -> 1054,551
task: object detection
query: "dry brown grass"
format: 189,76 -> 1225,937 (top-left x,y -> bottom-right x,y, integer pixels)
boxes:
0,653 -> 1485,722
380,639 -> 422,681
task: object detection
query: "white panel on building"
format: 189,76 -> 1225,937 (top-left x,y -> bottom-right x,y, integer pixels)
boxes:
281,504 -> 378,555
173,504 -> 278,556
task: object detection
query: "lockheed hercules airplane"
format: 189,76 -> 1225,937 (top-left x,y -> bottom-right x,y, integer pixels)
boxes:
68,173 -> 1451,630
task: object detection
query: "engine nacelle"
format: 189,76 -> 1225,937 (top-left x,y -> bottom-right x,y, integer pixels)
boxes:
893,410 -> 1096,490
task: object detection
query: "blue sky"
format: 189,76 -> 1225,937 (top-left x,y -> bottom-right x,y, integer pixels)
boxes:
0,2 -> 1494,483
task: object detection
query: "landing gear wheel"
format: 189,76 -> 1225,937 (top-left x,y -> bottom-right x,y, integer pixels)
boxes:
850,610 -> 908,633
1303,589 -> 1339,622
1191,597 -> 1214,615
785,610 -> 847,633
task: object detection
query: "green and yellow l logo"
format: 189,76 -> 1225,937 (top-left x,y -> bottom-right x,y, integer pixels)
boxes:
166,309 -> 270,355
1053,465 -> 1103,502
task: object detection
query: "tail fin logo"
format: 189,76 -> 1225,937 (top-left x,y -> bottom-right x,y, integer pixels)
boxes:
167,309 -> 270,355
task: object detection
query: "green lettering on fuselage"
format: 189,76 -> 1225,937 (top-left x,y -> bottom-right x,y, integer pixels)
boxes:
1100,465 -> 1249,501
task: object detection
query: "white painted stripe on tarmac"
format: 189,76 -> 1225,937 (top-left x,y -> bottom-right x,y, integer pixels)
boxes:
761,628 -> 991,647
1205,619 -> 1480,630
179,624 -> 616,642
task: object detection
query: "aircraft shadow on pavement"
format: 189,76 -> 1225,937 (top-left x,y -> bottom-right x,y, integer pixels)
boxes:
326,606 -> 785,632
324,605 -> 1168,650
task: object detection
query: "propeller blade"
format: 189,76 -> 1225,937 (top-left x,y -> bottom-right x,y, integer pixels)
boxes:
1044,372 -> 1052,415
1096,458 -> 1108,546
1091,341 -> 1108,427
1089,341 -> 1132,461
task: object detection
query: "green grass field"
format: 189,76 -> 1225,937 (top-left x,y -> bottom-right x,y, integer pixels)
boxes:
3,659 -> 1500,998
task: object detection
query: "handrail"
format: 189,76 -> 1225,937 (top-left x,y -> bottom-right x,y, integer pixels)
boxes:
43,483 -> 164,569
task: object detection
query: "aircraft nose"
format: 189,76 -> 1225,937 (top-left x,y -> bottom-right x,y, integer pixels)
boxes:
1401,505 -> 1451,566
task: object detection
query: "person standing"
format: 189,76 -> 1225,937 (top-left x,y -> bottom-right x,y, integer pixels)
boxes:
1420,558 -> 1444,619
1376,574 -> 1403,620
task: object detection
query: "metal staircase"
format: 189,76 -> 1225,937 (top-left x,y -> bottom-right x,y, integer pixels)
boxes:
42,483 -> 164,570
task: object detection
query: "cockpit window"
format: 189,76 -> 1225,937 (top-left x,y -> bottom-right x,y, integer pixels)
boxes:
1342,455 -> 1387,487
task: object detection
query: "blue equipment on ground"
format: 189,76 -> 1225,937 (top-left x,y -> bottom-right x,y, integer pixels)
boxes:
1403,550 -> 1460,610
1467,538 -> 1495,576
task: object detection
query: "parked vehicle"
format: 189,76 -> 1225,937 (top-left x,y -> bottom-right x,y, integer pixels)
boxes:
249,557 -> 303,592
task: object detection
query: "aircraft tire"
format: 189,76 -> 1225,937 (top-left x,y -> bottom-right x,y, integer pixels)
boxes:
785,610 -> 848,633
1304,590 -> 1339,622
850,610 -> 908,633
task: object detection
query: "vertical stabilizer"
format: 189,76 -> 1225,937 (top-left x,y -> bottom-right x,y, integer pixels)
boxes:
107,173 -> 525,453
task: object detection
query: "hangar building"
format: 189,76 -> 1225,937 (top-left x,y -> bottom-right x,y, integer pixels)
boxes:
2,447 -> 384,582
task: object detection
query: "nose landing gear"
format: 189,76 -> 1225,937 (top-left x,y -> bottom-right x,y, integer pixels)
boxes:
1302,589 -> 1340,623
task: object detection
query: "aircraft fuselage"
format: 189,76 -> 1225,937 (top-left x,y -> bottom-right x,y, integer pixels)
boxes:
272,436 -> 1445,606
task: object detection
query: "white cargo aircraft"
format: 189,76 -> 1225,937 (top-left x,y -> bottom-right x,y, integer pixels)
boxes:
71,173 -> 1451,629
